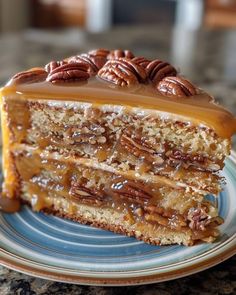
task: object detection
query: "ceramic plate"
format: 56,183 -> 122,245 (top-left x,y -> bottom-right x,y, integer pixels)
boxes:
0,153 -> 236,286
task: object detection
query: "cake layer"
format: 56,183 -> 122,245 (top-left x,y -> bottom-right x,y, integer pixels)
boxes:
8,97 -> 231,162
14,146 -> 205,212
13,143 -> 221,197
20,189 -> 220,246
2,75 -> 236,139
2,97 -> 227,195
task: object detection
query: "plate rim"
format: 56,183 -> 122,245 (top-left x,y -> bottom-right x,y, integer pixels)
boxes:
0,152 -> 236,286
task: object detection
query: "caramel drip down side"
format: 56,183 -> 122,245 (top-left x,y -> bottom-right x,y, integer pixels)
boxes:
0,98 -> 21,200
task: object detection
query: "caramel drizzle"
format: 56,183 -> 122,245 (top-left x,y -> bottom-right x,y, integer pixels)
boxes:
1,77 -> 236,139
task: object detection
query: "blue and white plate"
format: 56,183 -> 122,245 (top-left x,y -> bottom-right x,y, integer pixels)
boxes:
0,152 -> 236,286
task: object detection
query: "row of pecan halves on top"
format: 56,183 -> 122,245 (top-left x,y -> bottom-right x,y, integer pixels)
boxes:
12,48 -> 197,98
47,48 -> 197,98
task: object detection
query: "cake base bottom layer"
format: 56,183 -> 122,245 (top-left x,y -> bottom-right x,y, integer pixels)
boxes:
21,192 -> 219,246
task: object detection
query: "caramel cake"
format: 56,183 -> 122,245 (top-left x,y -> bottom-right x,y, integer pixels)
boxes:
0,49 -> 236,246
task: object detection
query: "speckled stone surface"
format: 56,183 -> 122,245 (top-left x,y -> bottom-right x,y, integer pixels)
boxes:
0,26 -> 235,294
0,255 -> 236,295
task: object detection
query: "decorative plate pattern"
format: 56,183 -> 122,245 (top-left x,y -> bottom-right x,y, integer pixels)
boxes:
0,152 -> 236,286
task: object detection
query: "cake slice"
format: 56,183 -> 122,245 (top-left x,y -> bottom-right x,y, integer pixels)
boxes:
1,49 -> 235,246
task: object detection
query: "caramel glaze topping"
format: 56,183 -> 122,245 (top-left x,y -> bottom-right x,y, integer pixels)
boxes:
1,48 -> 236,138
1,76 -> 236,139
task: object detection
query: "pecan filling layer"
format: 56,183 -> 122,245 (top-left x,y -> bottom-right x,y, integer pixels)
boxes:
14,150 -> 223,240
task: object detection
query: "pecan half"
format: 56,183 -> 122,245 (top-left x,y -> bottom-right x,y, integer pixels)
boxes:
120,134 -> 155,162
132,56 -> 151,68
88,48 -> 110,58
107,49 -> 134,60
146,59 -> 177,84
12,68 -> 47,84
45,60 -> 67,73
157,76 -> 197,97
70,183 -> 104,206
110,178 -> 152,204
68,53 -> 106,74
97,58 -> 147,86
46,62 -> 90,84
120,132 -> 164,165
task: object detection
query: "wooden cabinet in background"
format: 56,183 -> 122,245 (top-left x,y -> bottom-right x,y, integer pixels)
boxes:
205,0 -> 236,28
31,0 -> 86,28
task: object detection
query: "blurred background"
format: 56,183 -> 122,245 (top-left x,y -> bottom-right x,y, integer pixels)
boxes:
2,0 -> 236,32
0,0 -> 236,123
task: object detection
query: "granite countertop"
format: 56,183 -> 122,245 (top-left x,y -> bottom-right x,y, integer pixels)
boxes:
0,25 -> 235,294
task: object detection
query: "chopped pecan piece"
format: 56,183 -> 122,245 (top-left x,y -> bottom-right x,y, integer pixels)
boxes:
46,62 -> 90,84
68,53 -> 106,74
146,59 -> 177,84
134,207 -> 144,217
64,125 -> 106,145
110,178 -> 152,205
187,207 -> 223,231
70,183 -> 104,206
144,206 -> 187,228
166,150 -> 205,163
145,213 -> 169,226
144,205 -> 165,216
97,58 -> 147,86
157,76 -> 197,97
12,68 -> 47,84
107,49 -> 134,60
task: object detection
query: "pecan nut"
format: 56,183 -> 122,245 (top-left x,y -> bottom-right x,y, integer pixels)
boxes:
187,207 -> 209,231
146,59 -> 177,84
166,150 -> 205,163
144,206 -> 187,228
12,68 -> 47,84
145,213 -> 169,226
97,58 -> 147,86
45,60 -> 67,73
70,183 -> 104,206
132,56 -> 151,68
65,125 -> 106,145
88,48 -> 110,58
157,76 -> 197,97
68,53 -> 106,74
107,49 -> 134,60
120,131 -> 164,165
46,62 -> 90,83
120,134 -> 156,162
110,178 -> 152,204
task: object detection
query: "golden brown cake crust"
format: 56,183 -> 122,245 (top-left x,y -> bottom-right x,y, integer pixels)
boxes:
42,206 -> 192,246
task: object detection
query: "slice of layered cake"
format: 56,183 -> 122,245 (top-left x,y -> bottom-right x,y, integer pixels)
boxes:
1,49 -> 235,245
